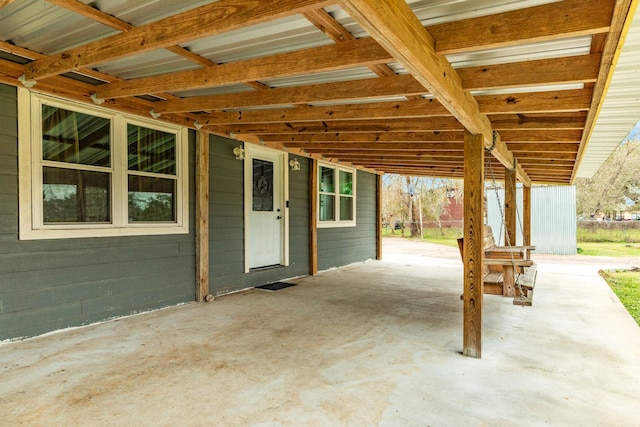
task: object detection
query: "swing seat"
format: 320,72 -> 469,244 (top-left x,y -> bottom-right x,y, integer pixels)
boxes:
513,264 -> 537,306
457,226 -> 538,304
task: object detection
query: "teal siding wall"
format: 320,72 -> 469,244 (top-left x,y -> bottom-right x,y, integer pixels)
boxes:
0,84 -> 196,340
317,170 -> 377,271
208,136 -> 310,294
0,83 -> 379,341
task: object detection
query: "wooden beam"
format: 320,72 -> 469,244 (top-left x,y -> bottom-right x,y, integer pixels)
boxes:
491,112 -> 587,130
462,131 -> 484,358
428,0 -> 613,55
222,117 -> 463,134
197,99 -> 450,125
304,7 -> 396,78
302,147 -> 463,154
339,0 -> 530,186
523,185 -> 532,249
47,0 -> 269,92
260,129 -> 583,144
261,131 -> 462,143
376,174 -> 383,260
0,0 -> 16,7
309,158 -> 318,275
153,75 -> 427,114
461,55 -> 600,91
195,131 -> 210,302
191,88 -> 592,126
503,164 -> 517,297
94,38 -> 392,99
478,89 -> 593,115
0,57 -> 209,132
24,0 -> 333,80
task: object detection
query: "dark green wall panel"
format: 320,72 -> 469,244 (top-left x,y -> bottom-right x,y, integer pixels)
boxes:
0,84 -> 196,341
208,137 -> 310,293
317,170 -> 377,271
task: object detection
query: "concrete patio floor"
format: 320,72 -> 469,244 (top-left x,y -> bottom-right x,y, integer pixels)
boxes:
1,238 -> 639,426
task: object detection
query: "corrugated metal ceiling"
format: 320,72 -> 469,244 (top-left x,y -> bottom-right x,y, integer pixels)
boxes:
576,3 -> 640,178
0,0 -> 636,183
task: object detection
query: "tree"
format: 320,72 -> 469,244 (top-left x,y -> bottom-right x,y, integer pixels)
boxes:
576,138 -> 640,218
382,175 -> 463,236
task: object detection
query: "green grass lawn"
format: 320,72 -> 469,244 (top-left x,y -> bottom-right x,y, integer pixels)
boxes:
577,242 -> 640,257
599,269 -> 640,326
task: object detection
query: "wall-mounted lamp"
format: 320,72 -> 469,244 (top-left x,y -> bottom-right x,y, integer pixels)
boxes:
289,158 -> 301,171
233,146 -> 245,160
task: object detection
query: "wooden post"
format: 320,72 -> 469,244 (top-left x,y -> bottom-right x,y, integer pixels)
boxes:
376,174 -> 383,260
309,158 -> 318,275
523,185 -> 532,254
195,131 -> 210,301
503,164 -> 517,297
463,131 -> 484,358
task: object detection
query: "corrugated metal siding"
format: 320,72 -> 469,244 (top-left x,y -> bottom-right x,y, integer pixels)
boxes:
531,186 -> 577,255
0,84 -> 197,340
486,185 -> 576,255
577,4 -> 640,178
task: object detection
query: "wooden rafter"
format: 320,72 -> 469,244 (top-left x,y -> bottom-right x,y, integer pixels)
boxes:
24,0 -> 334,80
153,75 -> 427,114
338,0 -> 529,185
192,88 -> 591,126
428,0 -> 613,55
46,0 -> 269,92
94,37 -> 391,99
0,0 -> 629,186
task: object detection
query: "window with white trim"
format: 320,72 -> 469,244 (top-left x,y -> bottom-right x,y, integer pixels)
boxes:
18,88 -> 189,239
318,163 -> 356,227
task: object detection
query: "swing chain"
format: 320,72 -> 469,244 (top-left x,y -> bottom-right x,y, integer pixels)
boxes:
485,149 -> 526,303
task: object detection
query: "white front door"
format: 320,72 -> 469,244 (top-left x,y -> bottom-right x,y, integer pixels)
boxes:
245,145 -> 288,271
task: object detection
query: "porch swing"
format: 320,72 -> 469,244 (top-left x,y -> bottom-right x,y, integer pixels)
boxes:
457,143 -> 538,306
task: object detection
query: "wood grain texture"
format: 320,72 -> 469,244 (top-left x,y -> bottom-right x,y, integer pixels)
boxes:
428,0 -> 613,54
309,158 -> 318,275
503,165 -> 517,297
95,38 -> 391,99
195,131 -> 210,301
153,75 -> 427,113
462,131 -> 484,358
25,0 -> 333,80
523,185 -> 532,249
376,174 -> 382,260
339,0 -> 529,186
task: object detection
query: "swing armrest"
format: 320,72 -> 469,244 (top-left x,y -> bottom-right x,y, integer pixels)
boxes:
486,245 -> 535,253
484,259 -> 534,267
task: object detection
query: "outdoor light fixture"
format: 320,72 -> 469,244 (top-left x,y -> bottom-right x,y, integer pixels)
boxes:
289,158 -> 301,171
233,146 -> 245,160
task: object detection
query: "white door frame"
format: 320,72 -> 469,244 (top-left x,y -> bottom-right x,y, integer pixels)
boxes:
243,143 -> 289,273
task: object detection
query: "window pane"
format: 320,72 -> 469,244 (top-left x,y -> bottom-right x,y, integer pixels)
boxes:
339,171 -> 353,195
43,167 -> 110,223
42,105 -> 110,167
340,196 -> 353,221
127,124 -> 176,175
319,194 -> 335,221
252,159 -> 274,211
320,167 -> 335,193
128,176 -> 176,222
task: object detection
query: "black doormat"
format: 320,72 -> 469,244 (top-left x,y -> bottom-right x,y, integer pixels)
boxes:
255,281 -> 297,291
